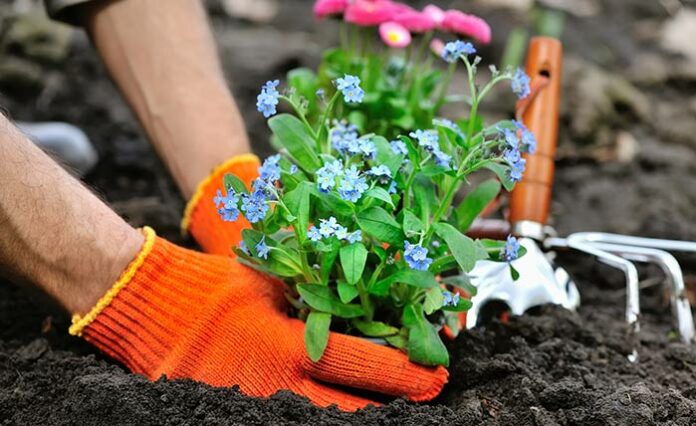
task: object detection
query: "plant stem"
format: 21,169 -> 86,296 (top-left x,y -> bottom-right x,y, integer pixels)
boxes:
356,278 -> 374,321
316,91 -> 342,153
279,95 -> 318,141
402,166 -> 418,210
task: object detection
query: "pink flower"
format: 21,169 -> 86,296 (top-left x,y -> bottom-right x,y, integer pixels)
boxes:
392,7 -> 436,33
423,4 -> 446,27
313,0 -> 348,19
442,10 -> 492,44
430,38 -> 445,57
379,21 -> 412,48
344,0 -> 398,26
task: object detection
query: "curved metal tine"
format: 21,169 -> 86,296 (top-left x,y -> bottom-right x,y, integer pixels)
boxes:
568,232 -> 696,254
585,242 -> 695,344
564,235 -> 641,333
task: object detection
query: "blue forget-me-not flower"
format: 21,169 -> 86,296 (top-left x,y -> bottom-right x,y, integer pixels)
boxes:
404,241 -> 433,271
256,80 -> 280,118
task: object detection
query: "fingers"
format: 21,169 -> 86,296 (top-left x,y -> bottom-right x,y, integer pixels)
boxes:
297,379 -> 379,412
304,332 -> 448,402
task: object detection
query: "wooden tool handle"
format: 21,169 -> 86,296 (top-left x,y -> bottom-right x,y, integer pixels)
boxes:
509,37 -> 562,230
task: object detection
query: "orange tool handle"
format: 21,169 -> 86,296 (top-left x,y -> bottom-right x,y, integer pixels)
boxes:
509,37 -> 563,228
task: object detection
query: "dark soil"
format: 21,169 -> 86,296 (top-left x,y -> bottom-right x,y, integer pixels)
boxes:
3,0 -> 696,424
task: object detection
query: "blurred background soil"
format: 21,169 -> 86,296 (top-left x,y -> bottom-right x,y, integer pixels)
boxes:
3,0 -> 696,424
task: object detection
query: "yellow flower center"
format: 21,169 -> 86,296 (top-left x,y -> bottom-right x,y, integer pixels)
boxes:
388,32 -> 401,43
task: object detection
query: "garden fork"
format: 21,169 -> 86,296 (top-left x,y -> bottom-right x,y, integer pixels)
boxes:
465,37 -> 695,347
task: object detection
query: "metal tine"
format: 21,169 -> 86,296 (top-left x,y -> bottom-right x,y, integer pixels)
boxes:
546,236 -> 641,332
582,241 -> 695,344
567,232 -> 696,254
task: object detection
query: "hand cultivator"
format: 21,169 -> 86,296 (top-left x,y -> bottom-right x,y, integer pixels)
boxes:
467,37 -> 696,347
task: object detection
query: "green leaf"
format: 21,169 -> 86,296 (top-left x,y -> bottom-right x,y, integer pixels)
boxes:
402,209 -> 424,237
352,320 -> 399,337
241,229 -> 303,277
441,298 -> 473,312
297,284 -> 364,318
403,304 -> 449,367
372,136 -> 403,176
356,206 -> 404,246
478,239 -> 527,262
268,114 -> 322,173
365,187 -> 395,210
337,281 -> 359,303
444,311 -> 462,338
457,114 -> 484,139
419,165 -> 450,177
284,181 -> 312,243
510,265 -> 520,281
223,173 -> 249,194
287,68 -> 318,103
430,255 -> 457,275
456,179 -> 501,232
412,175 -> 437,224
385,329 -> 408,349
484,163 -> 515,191
398,135 -> 421,165
370,269 -> 438,296
433,222 -> 477,272
339,243 -> 368,285
305,311 -> 331,362
314,191 -> 354,221
442,274 -> 478,297
319,247 -> 339,284
424,287 -> 444,315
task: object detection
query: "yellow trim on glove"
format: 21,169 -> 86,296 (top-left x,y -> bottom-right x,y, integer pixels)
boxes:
180,154 -> 260,233
69,226 -> 157,336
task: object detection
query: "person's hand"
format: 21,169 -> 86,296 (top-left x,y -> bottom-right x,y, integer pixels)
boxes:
182,154 -> 261,256
71,227 -> 447,411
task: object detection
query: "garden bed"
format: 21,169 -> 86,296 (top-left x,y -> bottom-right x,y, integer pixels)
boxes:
3,0 -> 696,424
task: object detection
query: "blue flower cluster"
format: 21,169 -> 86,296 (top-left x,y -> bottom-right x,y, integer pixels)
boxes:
336,75 -> 364,104
409,129 -> 451,169
390,139 -> 408,155
442,291 -> 461,307
338,165 -> 369,202
404,241 -> 433,271
434,118 -> 465,139
255,236 -> 270,259
511,68 -> 531,99
258,154 -> 281,182
308,217 -> 362,244
213,189 -> 240,222
215,155 -> 284,224
513,120 -> 536,154
240,185 -> 270,223
442,40 -> 476,64
499,121 -> 537,183
330,121 -> 376,160
502,235 -> 521,262
256,80 -> 280,118
316,160 -> 369,203
368,165 -> 392,184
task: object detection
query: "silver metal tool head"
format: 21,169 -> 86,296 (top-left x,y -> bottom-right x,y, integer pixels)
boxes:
465,237 -> 580,328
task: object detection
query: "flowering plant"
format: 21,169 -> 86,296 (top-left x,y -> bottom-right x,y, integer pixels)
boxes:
216,1 -> 532,367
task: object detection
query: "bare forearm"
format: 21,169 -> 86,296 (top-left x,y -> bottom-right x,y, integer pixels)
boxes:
0,115 -> 143,315
84,0 -> 251,198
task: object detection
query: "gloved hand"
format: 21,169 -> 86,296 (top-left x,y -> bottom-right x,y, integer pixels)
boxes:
70,227 -> 448,411
182,154 -> 261,256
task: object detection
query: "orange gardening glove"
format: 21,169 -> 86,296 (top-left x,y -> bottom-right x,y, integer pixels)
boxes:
182,154 -> 260,256
70,227 -> 448,411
